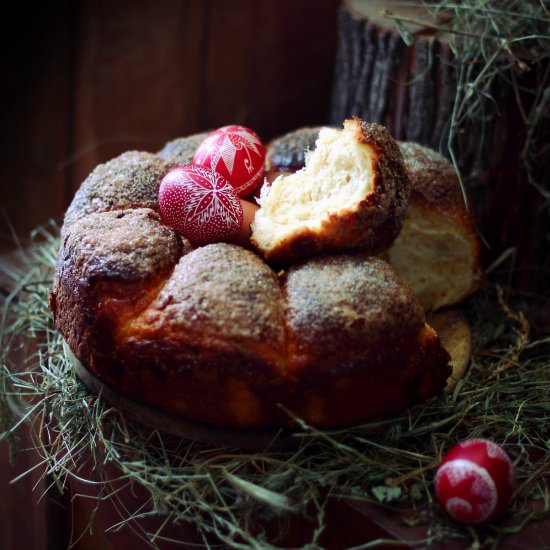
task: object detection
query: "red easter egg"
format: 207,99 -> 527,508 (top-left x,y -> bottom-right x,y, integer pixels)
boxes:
193,125 -> 266,198
158,165 -> 243,246
435,439 -> 515,524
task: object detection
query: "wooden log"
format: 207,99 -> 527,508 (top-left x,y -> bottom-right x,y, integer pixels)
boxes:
331,0 -> 550,293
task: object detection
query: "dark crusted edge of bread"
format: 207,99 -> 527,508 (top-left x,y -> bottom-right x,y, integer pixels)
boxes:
265,127 -> 325,172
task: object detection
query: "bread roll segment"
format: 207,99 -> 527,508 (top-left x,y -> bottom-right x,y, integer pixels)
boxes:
63,151 -> 173,235
388,143 -> 482,310
251,118 -> 410,265
284,254 -> 451,426
157,133 -> 209,166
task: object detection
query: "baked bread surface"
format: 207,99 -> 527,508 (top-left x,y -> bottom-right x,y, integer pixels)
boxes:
284,255 -> 451,425
265,127 -> 323,179
157,133 -> 208,166
51,138 -> 452,429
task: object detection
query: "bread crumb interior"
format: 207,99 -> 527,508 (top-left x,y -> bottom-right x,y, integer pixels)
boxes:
388,205 -> 474,310
253,121 -> 376,247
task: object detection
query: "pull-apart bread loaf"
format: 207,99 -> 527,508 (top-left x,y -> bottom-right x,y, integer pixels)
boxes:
51,124 -> 452,429
265,128 -> 482,310
251,118 -> 410,265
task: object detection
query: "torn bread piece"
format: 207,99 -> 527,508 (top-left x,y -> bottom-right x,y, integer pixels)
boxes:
251,118 -> 410,265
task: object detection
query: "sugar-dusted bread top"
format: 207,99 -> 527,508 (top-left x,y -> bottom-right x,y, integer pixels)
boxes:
121,243 -> 288,372
284,254 -> 451,425
57,208 -> 184,283
63,151 -> 173,233
251,118 -> 410,265
397,142 -> 482,232
285,254 -> 424,367
266,127 -> 324,174
157,133 -> 209,166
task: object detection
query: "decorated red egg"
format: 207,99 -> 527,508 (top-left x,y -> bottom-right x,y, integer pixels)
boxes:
193,125 -> 266,198
435,439 -> 514,524
158,165 -> 243,246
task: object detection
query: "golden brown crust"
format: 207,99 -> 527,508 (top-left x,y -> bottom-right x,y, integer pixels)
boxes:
398,142 -> 479,239
50,208 -> 186,368
122,244 -> 287,368
52,143 -> 452,429
103,244 -> 291,427
399,143 -> 461,217
252,119 -> 411,265
157,133 -> 208,166
285,254 -> 424,369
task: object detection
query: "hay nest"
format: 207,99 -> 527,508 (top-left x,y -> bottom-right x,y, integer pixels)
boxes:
0,224 -> 549,548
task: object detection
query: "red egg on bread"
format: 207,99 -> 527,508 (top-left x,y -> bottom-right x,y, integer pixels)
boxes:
193,125 -> 266,198
159,165 -> 247,246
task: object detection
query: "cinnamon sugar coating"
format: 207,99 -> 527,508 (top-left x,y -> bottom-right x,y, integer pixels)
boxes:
158,133 -> 208,166
50,208 -> 186,373
284,254 -> 451,425
129,244 -> 286,358
63,151 -> 172,232
356,120 -> 411,233
286,254 -> 423,366
266,127 -> 322,171
57,208 -> 184,282
399,142 -> 469,219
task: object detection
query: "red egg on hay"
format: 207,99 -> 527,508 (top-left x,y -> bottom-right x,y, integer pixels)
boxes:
435,439 -> 514,524
158,165 -> 244,246
193,125 -> 266,197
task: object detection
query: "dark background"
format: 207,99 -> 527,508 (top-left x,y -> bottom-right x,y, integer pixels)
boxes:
0,0 -> 340,251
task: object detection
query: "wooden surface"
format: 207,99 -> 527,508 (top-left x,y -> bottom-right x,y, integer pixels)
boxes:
0,0 -> 340,251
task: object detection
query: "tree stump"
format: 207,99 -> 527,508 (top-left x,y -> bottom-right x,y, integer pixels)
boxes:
331,0 -> 550,294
